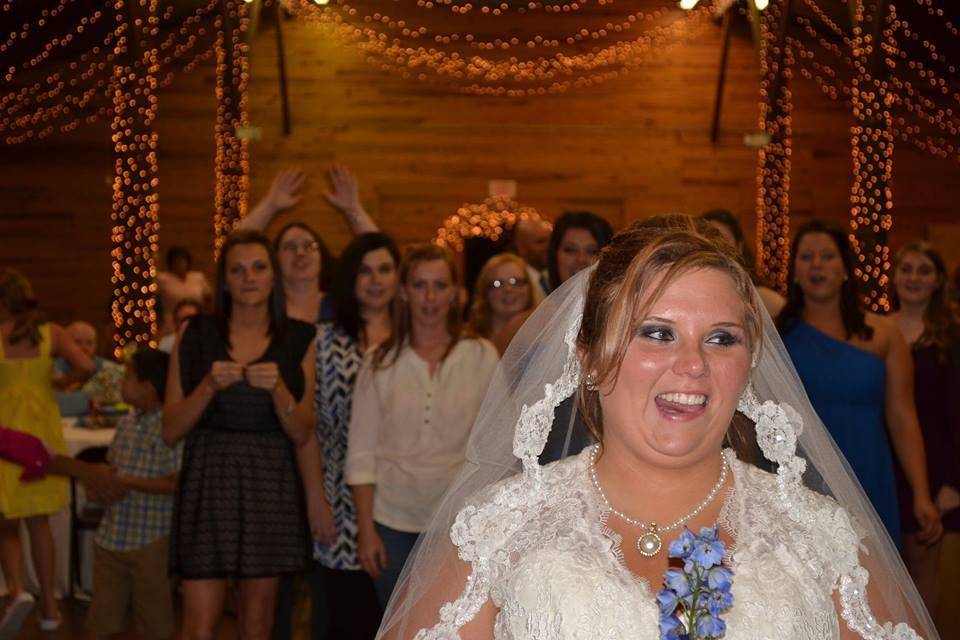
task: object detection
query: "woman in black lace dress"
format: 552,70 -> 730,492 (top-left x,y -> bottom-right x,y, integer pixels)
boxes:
163,230 -> 335,639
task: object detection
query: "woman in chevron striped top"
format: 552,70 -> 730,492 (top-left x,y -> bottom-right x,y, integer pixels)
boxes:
313,232 -> 401,638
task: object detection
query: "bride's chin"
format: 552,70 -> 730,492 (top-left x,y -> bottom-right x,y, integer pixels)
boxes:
642,427 -> 723,466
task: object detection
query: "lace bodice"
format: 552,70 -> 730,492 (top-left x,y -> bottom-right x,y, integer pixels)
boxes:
416,448 -> 909,640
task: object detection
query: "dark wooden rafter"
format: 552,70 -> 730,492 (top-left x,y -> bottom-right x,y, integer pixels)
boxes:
274,0 -> 292,136
710,9 -> 733,144
755,0 -> 794,294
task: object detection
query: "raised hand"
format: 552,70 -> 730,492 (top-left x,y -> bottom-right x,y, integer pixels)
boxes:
323,163 -> 362,215
208,361 -> 245,390
244,362 -> 281,392
265,169 -> 305,212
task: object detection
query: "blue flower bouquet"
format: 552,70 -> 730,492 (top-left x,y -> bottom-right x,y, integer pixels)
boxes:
657,526 -> 733,640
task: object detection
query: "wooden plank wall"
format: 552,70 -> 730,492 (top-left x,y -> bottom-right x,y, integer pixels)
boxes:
0,13 -> 958,352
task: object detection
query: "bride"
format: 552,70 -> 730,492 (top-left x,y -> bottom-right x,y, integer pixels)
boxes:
376,215 -> 939,639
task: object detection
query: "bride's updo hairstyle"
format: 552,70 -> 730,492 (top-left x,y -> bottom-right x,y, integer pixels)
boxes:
577,214 -> 763,454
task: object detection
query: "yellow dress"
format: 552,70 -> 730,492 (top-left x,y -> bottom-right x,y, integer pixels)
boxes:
0,324 -> 67,518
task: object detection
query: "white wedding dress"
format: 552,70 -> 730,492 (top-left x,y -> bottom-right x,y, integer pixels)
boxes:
383,253 -> 934,640
418,447 -> 915,640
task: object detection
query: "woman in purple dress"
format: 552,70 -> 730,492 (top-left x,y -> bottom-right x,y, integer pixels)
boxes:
889,240 -> 960,617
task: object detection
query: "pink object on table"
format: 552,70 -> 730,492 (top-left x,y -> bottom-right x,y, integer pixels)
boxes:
0,425 -> 52,481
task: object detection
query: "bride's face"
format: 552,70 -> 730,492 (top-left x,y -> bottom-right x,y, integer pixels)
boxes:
598,267 -> 752,468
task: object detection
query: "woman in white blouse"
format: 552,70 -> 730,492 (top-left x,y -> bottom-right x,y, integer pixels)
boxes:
346,244 -> 500,608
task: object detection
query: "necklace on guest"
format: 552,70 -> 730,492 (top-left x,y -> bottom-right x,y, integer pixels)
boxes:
588,445 -> 728,557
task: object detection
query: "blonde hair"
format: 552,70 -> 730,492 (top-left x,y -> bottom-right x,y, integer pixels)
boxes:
374,243 -> 463,368
577,214 -> 763,455
468,253 -> 534,339
0,268 -> 44,346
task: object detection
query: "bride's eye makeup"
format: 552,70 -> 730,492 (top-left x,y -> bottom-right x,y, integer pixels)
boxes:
706,330 -> 741,347
638,325 -> 674,342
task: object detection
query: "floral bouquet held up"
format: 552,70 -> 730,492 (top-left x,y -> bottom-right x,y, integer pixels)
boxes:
657,526 -> 734,640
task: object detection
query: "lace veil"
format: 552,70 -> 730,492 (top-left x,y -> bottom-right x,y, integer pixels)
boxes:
377,223 -> 938,639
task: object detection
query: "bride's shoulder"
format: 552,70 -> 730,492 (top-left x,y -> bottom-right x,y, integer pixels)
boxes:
730,455 -> 862,571
449,450 -> 591,562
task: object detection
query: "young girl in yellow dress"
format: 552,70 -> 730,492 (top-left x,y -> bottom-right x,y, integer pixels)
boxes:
0,269 -> 93,630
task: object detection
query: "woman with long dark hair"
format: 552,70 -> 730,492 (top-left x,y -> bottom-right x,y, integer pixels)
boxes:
699,208 -> 786,317
163,230 -> 335,639
889,240 -> 960,615
777,219 -> 940,547
306,232 -> 401,639
545,211 -> 614,293
346,244 -> 499,608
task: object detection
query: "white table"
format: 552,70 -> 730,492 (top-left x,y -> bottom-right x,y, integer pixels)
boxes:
0,418 -> 115,598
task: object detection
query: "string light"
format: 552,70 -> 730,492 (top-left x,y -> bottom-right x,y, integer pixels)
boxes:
434,196 -> 547,252
0,0 -> 219,143
848,0 -> 895,312
290,0 -> 713,94
213,0 -> 250,255
110,0 -> 160,357
785,1 -> 960,162
755,0 -> 792,294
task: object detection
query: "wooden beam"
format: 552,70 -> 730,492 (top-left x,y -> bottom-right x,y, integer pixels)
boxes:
274,0 -> 291,136
710,10 -> 733,144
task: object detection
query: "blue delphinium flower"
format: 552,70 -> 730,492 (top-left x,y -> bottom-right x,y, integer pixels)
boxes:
706,566 -> 733,591
658,526 -> 734,640
657,589 -> 680,617
663,568 -> 693,598
695,613 -> 727,638
659,610 -> 685,640
668,527 -> 697,558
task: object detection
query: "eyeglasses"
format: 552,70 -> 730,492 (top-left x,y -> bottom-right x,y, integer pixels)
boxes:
488,276 -> 529,290
281,240 -> 320,254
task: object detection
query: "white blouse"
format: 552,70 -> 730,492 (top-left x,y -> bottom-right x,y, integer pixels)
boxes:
345,338 -> 500,533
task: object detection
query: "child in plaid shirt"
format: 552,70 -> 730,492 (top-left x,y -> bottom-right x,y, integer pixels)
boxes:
88,349 -> 181,640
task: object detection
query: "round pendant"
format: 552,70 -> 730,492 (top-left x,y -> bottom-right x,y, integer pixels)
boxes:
637,531 -> 662,557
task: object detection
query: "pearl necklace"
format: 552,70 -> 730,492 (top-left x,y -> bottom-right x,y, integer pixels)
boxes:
588,445 -> 728,557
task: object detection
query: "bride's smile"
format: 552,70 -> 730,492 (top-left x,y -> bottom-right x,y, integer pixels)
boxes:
596,267 -> 753,467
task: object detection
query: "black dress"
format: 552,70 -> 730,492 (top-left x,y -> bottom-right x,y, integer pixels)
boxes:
170,315 -> 316,579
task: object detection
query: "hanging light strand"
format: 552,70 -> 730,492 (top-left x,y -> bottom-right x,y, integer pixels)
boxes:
848,0 -> 896,312
213,0 -> 250,255
434,196 -> 546,252
110,0 -> 161,357
755,0 -> 793,294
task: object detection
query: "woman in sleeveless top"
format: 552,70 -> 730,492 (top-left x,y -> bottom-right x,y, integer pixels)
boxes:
309,232 -> 400,638
0,268 -> 93,629
777,220 -> 940,546
889,241 -> 960,618
163,231 -> 335,639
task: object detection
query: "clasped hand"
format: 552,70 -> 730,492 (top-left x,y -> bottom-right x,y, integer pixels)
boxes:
84,463 -> 127,504
209,361 -> 281,392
